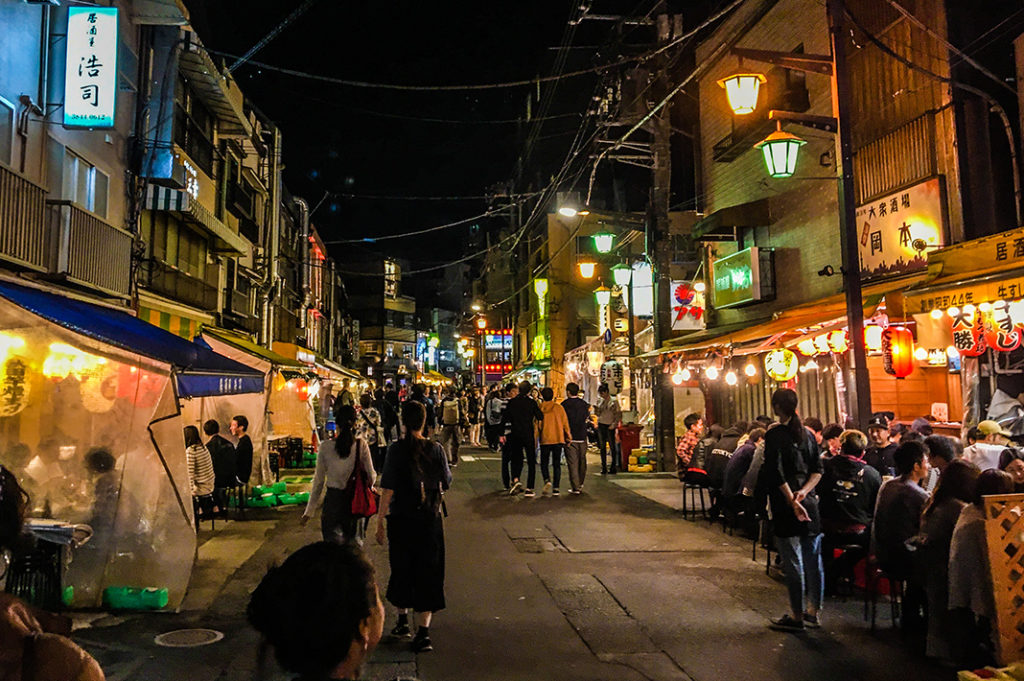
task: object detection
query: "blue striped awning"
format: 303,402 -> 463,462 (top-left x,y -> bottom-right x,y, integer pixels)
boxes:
146,186 -> 249,255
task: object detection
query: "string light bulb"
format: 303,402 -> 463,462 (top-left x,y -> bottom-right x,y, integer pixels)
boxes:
681,367 -> 692,381
705,365 -> 719,380
725,370 -> 738,386
930,308 -> 943,320
744,362 -> 757,377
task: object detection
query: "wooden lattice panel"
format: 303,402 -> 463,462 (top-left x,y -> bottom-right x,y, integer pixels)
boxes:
985,493 -> 1024,665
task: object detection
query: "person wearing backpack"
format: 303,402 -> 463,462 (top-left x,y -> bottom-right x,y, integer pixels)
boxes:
759,388 -> 824,632
484,386 -> 507,451
376,400 -> 452,654
439,389 -> 463,467
301,405 -> 376,545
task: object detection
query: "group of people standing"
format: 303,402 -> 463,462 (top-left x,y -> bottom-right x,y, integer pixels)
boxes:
182,415 -> 254,520
681,388 -> 1022,669
483,380 -> 622,497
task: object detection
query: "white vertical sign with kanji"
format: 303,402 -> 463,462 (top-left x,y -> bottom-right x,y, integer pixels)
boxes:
856,177 -> 946,281
64,7 -> 119,128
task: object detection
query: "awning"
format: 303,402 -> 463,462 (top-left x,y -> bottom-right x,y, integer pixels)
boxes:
198,326 -> 304,368
649,273 -> 928,360
691,198 -> 772,242
0,281 -> 263,397
146,186 -> 249,254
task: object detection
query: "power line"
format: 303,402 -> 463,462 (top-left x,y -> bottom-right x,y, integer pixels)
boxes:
228,0 -> 319,72
325,209 -> 499,244
331,191 -> 541,202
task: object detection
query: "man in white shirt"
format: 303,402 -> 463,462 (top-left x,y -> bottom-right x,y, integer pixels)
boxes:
963,420 -> 1011,471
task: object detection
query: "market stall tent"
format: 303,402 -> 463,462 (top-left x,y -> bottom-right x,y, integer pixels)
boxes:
0,281 -> 262,610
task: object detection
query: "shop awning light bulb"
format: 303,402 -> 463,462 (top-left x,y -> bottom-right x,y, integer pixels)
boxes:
930,308 -> 944,320
744,362 -> 757,377
725,370 -> 738,386
914,347 -> 929,361
681,367 -> 692,381
717,72 -> 766,115
705,365 -> 719,380
947,306 -> 960,318
672,370 -> 684,385
946,345 -> 960,359
593,233 -> 615,254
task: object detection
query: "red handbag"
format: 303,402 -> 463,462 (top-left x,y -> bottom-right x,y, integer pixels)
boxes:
348,443 -> 379,518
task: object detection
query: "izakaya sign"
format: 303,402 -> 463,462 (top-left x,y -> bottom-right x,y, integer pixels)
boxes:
670,281 -> 705,332
64,7 -> 119,128
857,177 -> 945,280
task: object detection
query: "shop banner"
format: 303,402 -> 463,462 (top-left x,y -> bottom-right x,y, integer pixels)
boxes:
857,177 -> 946,280
64,7 -> 119,128
670,281 -> 706,332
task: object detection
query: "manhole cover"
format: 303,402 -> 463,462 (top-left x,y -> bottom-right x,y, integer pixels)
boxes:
153,629 -> 224,648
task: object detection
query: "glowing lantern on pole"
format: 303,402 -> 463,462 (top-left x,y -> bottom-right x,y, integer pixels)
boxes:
594,286 -> 612,306
578,260 -> 596,279
593,233 -> 615,254
881,326 -> 915,378
755,127 -> 807,178
764,348 -> 798,382
827,330 -> 849,354
717,73 -> 767,115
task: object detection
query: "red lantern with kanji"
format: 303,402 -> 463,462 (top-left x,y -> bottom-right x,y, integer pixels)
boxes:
985,302 -> 1023,352
881,326 -> 915,378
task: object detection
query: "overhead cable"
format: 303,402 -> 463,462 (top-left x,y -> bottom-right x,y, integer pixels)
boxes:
228,0 -> 319,72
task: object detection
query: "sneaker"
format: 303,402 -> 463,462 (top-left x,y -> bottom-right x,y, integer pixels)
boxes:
411,634 -> 433,653
803,613 -> 821,629
552,488 -> 560,496
769,614 -> 805,632
569,489 -> 581,495
524,489 -> 535,497
542,481 -> 552,495
390,622 -> 412,638
509,481 -> 522,495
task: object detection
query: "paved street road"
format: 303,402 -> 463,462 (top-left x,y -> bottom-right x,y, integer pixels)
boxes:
73,445 -> 953,681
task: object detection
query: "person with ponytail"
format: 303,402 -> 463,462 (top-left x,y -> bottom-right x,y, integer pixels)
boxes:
302,404 -> 376,545
760,388 -> 824,632
375,400 -> 451,654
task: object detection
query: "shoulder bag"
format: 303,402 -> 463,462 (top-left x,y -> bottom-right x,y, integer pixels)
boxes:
348,439 -> 379,518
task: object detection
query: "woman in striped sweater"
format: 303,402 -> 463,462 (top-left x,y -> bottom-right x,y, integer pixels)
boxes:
185,426 -> 217,517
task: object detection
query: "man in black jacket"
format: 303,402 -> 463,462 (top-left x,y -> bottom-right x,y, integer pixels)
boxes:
502,381 -> 543,496
561,382 -> 591,495
204,419 -> 236,514
231,415 -> 254,486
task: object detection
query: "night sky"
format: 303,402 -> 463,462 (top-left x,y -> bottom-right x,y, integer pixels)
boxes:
184,1 -> 620,265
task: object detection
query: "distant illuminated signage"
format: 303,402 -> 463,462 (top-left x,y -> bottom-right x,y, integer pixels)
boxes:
712,247 -> 774,309
64,7 -> 119,128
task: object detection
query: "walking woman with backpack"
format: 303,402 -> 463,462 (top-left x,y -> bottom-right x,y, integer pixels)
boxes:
302,404 -> 376,545
760,388 -> 824,632
375,400 -> 452,654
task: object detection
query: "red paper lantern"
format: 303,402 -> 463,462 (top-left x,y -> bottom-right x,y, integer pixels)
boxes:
882,327 -> 915,378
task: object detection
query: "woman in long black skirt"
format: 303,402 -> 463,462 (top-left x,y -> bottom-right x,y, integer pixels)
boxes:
375,399 -> 452,653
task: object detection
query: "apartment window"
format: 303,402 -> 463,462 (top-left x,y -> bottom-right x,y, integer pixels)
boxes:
140,211 -> 208,279
384,260 -> 399,299
58,147 -> 109,217
174,75 -> 215,176
0,97 -> 13,166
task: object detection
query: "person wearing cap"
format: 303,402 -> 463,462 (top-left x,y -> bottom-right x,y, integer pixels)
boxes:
864,413 -> 898,477
964,420 -> 1012,471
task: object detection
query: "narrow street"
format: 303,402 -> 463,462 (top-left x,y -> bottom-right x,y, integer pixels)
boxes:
72,446 -> 950,681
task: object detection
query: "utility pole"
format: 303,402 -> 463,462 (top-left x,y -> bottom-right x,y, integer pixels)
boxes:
827,0 -> 872,427
650,11 -> 678,472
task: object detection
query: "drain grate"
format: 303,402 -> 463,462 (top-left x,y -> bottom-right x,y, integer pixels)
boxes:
153,628 -> 224,648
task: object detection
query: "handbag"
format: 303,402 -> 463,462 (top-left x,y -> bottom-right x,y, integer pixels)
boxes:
348,441 -> 379,518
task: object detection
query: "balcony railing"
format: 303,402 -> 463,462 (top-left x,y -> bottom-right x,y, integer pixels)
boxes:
0,163 -> 49,271
142,259 -> 218,311
47,201 -> 132,297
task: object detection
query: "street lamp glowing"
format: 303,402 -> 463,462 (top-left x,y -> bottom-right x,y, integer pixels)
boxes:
471,303 -> 482,312
578,260 -> 596,279
558,206 -> 578,218
755,129 -> 807,178
594,286 -> 612,306
717,73 -> 766,115
476,317 -> 487,330
611,263 -> 632,287
533,278 -> 549,298
593,233 -> 615,254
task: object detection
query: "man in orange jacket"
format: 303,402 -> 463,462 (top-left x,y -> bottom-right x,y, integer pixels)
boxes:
539,387 -> 572,496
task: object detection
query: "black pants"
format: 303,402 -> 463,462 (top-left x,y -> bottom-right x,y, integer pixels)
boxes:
597,424 -> 617,473
501,438 -> 512,489
507,436 -> 536,490
386,512 -> 446,613
322,486 -> 361,545
486,423 -> 501,451
540,444 -> 563,489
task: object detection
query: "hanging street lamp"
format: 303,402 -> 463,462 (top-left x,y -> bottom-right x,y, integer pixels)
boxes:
611,263 -> 632,287
717,73 -> 766,115
755,125 -> 807,178
593,232 -> 615,254
594,286 -> 612,307
578,260 -> 596,279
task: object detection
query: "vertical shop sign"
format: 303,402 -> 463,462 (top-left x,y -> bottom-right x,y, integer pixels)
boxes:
64,7 -> 119,128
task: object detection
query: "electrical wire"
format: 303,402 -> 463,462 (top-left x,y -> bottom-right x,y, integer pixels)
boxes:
326,207 -> 501,244
228,0 -> 319,72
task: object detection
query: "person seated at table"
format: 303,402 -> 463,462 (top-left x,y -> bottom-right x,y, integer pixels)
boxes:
949,469 -> 1015,668
675,413 -> 703,480
248,542 -> 392,681
0,465 -> 106,680
872,440 -> 930,634
998,447 -> 1024,491
916,459 -> 979,663
821,423 -> 843,458
819,430 -> 881,593
722,427 -> 764,529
